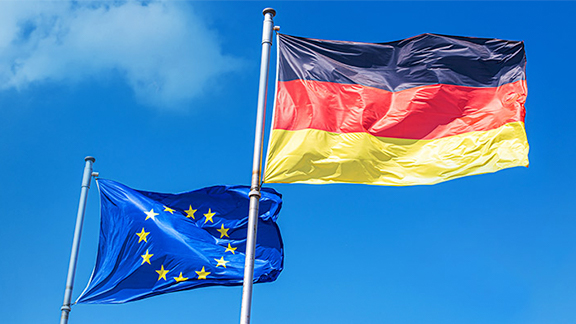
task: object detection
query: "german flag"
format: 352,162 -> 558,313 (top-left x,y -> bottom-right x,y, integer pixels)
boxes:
264,33 -> 528,186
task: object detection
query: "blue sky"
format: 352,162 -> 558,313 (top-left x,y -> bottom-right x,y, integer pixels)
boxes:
1,1 -> 575,324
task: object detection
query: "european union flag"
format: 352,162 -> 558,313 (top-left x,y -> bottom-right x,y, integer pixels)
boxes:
76,179 -> 283,304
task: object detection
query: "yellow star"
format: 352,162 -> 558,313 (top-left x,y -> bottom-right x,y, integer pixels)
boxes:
204,208 -> 216,224
225,243 -> 237,254
214,256 -> 229,268
216,224 -> 230,238
145,209 -> 159,221
174,272 -> 188,283
136,228 -> 150,243
185,205 -> 197,219
163,206 -> 175,214
141,249 -> 153,265
195,266 -> 210,280
156,265 -> 170,281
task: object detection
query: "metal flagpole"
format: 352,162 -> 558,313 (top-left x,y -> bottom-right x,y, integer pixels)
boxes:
60,156 -> 96,324
240,8 -> 276,324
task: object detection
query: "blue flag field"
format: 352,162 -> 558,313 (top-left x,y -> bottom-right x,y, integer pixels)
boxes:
76,179 -> 283,304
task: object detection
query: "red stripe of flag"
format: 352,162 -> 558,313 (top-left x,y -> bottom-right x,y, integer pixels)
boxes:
273,79 -> 526,140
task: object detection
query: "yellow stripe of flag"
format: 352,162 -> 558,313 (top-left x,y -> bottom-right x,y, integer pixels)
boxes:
264,122 -> 529,186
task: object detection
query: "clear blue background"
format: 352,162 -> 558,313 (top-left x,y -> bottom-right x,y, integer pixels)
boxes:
1,1 -> 575,324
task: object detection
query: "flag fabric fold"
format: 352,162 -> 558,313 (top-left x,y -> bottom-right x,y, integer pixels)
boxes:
76,179 -> 283,304
264,33 -> 529,186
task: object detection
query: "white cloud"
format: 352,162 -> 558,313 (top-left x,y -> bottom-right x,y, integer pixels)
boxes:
0,1 -> 243,109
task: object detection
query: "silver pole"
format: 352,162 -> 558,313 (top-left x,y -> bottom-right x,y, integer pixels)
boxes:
60,156 -> 95,324
240,8 -> 275,324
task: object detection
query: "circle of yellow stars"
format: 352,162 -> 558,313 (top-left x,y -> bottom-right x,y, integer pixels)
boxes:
136,204 -> 237,283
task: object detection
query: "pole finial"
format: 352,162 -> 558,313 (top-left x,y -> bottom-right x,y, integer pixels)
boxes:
263,8 -> 276,17
85,156 -> 95,163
